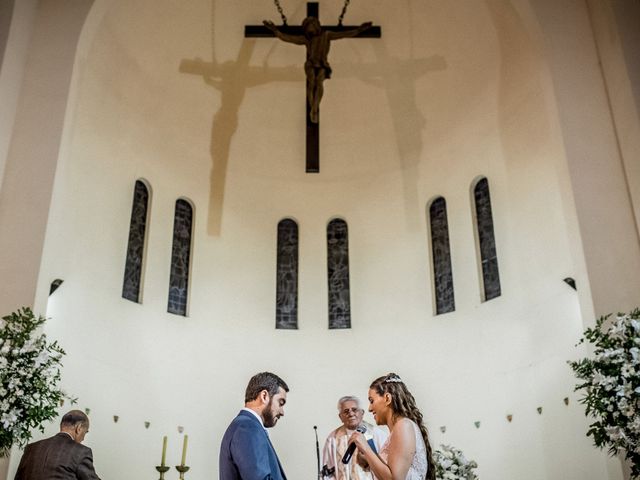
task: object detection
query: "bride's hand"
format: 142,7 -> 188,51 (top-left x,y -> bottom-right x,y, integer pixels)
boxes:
348,431 -> 370,453
355,451 -> 370,470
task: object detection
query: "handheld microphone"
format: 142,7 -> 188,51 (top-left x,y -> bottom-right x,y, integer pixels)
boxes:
341,424 -> 367,464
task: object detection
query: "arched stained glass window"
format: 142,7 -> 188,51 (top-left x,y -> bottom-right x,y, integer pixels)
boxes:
122,179 -> 150,303
473,177 -> 501,301
168,199 -> 194,316
327,218 -> 351,329
428,197 -> 455,314
276,219 -> 299,329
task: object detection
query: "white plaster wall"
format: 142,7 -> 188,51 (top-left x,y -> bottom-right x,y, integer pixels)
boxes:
0,0 -> 93,315
0,0 -> 37,193
529,0 -> 640,321
0,1 -> 32,472
7,1 -> 624,479
587,0 -> 640,240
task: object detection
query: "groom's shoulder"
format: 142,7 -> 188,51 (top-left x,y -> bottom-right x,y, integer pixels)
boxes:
229,411 -> 261,430
224,412 -> 264,446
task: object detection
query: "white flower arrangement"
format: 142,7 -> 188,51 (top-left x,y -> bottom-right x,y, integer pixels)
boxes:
434,444 -> 478,480
0,308 -> 71,456
569,309 -> 640,478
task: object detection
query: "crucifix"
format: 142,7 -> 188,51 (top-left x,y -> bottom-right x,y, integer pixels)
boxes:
245,2 -> 381,173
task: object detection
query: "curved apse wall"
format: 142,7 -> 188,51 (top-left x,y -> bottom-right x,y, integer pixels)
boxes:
15,1 -> 614,480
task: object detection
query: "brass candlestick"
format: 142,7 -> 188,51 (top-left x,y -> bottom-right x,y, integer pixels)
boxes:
155,465 -> 170,480
175,465 -> 190,480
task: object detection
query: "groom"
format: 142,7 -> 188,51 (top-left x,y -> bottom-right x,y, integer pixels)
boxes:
219,372 -> 289,480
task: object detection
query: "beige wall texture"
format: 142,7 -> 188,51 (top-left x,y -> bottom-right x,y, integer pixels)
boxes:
0,0 -> 93,316
0,2 -> 93,477
0,0 -> 36,193
1,1 -> 640,480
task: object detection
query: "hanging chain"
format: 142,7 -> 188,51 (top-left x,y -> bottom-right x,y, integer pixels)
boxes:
272,0 -> 288,25
272,0 -> 351,27
338,0 -> 351,26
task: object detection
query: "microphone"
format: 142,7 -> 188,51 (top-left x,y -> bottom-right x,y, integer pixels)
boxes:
341,424 -> 367,464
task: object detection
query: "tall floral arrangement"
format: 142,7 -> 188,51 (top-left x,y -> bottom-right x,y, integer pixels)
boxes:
0,308 -> 70,456
434,444 -> 478,480
569,309 -> 640,478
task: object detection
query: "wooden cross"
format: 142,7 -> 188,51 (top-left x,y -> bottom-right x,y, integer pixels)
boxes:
245,2 -> 381,173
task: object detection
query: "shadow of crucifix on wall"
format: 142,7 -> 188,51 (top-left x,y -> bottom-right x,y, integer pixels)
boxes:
179,0 -> 446,236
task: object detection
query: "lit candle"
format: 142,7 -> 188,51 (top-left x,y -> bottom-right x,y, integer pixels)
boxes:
161,436 -> 167,466
181,435 -> 188,466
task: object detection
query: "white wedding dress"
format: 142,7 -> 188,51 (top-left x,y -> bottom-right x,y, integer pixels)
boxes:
379,419 -> 428,480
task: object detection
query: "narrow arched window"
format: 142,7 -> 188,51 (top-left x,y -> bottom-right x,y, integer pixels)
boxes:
428,197 -> 455,314
168,199 -> 194,316
276,219 -> 299,329
327,218 -> 351,329
473,177 -> 501,301
122,180 -> 150,303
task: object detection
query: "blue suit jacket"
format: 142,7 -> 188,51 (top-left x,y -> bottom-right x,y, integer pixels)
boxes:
219,410 -> 287,480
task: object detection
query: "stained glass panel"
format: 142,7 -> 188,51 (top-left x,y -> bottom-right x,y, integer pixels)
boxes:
429,197 -> 455,314
276,219 -> 298,329
122,180 -> 149,303
327,219 -> 351,329
168,199 -> 193,316
474,178 -> 501,301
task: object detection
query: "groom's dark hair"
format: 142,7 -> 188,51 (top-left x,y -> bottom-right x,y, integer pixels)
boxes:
245,372 -> 289,402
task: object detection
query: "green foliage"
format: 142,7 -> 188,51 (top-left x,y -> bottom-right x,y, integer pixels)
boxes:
0,307 -> 73,456
569,309 -> 640,478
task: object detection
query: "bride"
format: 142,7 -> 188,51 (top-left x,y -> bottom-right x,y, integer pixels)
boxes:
348,373 -> 435,480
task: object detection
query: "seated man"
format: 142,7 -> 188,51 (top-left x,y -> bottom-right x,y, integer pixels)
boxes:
14,409 -> 101,480
322,396 -> 388,480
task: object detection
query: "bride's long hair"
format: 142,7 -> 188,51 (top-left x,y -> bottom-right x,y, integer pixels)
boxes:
370,373 -> 435,480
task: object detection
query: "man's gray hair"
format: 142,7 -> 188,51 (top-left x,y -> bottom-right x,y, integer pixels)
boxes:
337,395 -> 362,412
60,410 -> 89,428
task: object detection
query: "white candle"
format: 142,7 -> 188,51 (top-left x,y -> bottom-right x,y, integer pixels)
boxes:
181,435 -> 188,466
161,436 -> 167,466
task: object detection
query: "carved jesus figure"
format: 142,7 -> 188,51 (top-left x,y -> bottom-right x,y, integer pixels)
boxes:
263,17 -> 372,123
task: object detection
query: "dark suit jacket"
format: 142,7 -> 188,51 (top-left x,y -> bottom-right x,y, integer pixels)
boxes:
219,410 -> 287,480
14,432 -> 101,480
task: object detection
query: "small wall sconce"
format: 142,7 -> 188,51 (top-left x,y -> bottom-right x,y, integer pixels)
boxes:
50,279 -> 64,295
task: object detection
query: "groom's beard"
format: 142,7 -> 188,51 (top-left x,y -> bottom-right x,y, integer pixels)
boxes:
262,399 -> 280,428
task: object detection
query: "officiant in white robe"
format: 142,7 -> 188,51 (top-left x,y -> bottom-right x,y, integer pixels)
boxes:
322,396 -> 388,480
